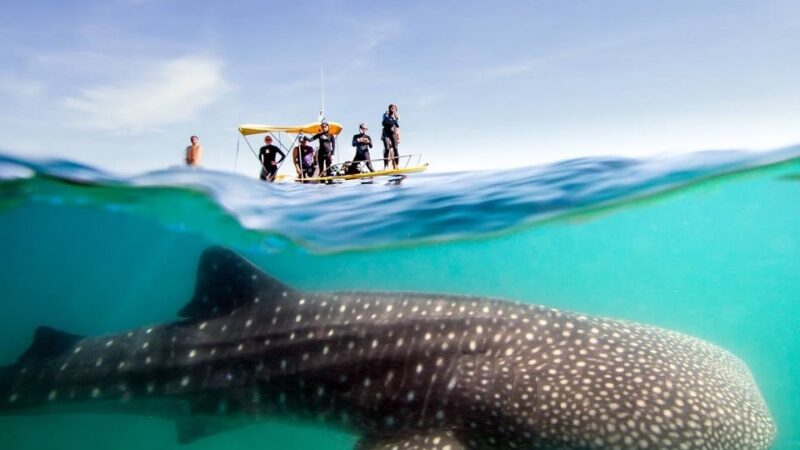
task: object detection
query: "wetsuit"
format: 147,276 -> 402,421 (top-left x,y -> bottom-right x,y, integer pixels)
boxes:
351,133 -> 374,172
309,132 -> 336,176
258,144 -> 285,181
382,112 -> 400,167
293,145 -> 316,178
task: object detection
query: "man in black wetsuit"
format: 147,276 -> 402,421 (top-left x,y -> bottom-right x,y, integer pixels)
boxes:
382,104 -> 400,170
258,135 -> 286,182
351,122 -> 374,172
308,121 -> 336,177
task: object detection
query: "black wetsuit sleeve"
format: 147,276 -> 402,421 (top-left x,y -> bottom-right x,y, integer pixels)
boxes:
352,135 -> 359,147
367,136 -> 373,148
331,136 -> 336,155
309,133 -> 321,142
276,146 -> 286,163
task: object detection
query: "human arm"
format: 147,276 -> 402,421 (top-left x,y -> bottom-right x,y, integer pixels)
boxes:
275,146 -> 286,165
292,147 -> 301,175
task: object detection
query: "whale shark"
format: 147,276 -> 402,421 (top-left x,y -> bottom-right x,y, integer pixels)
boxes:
0,246 -> 776,449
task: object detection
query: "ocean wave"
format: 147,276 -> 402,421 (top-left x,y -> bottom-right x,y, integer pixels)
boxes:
1,146 -> 798,252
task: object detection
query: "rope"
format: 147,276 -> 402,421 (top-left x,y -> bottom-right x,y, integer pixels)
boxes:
233,133 -> 241,173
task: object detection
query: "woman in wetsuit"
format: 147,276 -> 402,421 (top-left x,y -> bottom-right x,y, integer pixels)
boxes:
308,121 -> 336,176
382,104 -> 400,170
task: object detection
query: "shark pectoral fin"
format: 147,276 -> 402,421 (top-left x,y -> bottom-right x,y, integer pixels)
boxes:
17,326 -> 84,363
355,431 -> 466,450
179,246 -> 297,319
174,417 -> 245,444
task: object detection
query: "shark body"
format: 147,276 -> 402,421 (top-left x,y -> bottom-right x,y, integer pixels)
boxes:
0,247 -> 776,449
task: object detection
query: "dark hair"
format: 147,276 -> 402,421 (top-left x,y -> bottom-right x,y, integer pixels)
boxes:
190,135 -> 198,141
388,104 -> 396,110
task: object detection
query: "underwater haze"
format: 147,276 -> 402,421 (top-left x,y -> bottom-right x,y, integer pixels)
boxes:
0,147 -> 798,449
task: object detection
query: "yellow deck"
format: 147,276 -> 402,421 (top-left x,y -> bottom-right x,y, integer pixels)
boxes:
276,164 -> 429,183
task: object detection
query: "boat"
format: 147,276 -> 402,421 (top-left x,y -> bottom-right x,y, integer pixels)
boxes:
236,122 -> 429,183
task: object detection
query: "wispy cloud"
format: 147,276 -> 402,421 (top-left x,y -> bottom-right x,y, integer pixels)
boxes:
354,19 -> 404,54
477,26 -> 672,82
0,74 -> 46,98
481,61 -> 548,79
412,93 -> 446,109
61,55 -> 227,133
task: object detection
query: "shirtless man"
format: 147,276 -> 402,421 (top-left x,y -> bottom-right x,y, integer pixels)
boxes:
185,135 -> 202,167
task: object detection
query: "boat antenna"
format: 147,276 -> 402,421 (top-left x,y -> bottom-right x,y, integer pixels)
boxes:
319,66 -> 325,123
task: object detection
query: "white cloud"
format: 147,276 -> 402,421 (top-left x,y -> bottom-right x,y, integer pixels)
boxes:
0,74 -> 46,98
61,55 -> 227,133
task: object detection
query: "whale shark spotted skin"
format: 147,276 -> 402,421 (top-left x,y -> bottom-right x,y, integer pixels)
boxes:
0,247 -> 776,449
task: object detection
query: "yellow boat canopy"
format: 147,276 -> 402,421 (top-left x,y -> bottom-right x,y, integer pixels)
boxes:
238,122 -> 343,136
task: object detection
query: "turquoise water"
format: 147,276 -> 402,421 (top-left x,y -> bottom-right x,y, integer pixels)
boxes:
0,149 -> 798,449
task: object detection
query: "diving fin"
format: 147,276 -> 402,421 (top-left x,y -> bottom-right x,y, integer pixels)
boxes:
175,417 -> 246,444
17,326 -> 84,363
355,431 -> 465,450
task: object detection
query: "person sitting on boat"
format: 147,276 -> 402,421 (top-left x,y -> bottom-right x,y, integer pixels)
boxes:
292,136 -> 316,179
308,121 -> 336,176
351,122 -> 374,172
258,135 -> 285,182
381,104 -> 400,170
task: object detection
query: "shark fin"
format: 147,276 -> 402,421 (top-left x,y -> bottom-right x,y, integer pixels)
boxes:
179,246 -> 295,319
175,417 -> 245,444
355,431 -> 466,450
17,326 -> 84,363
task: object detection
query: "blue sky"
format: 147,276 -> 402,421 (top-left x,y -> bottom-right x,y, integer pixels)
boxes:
1,0 -> 798,175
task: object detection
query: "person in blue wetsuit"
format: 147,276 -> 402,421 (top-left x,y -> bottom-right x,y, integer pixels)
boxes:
308,121 -> 336,176
351,122 -> 374,172
381,104 -> 400,170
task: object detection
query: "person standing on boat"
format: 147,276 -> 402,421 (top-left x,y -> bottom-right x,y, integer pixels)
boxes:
185,135 -> 202,167
351,122 -> 374,172
308,121 -> 336,176
258,135 -> 285,182
381,104 -> 400,170
292,136 -> 316,179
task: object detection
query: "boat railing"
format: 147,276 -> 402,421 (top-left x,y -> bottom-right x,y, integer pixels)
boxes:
327,153 -> 423,174
361,153 -> 423,169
